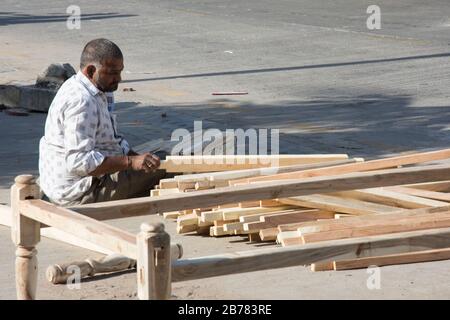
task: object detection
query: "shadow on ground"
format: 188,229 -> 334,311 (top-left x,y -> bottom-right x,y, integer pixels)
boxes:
0,92 -> 449,189
0,11 -> 137,26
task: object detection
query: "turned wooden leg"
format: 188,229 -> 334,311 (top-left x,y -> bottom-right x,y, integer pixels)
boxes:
15,246 -> 38,299
136,222 -> 172,300
11,175 -> 41,300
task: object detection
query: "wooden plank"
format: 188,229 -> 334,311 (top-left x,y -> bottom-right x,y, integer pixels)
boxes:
296,205 -> 450,235
177,181 -> 197,191
221,206 -> 294,221
279,194 -> 402,215
160,155 -> 349,172
260,199 -> 282,207
387,186 -> 450,202
311,262 -> 334,272
404,181 -> 450,192
71,163 -> 450,220
238,209 -> 304,223
259,227 -> 279,241
201,210 -> 225,223
181,159 -> 359,183
332,188 -> 448,209
162,211 -> 181,219
244,211 -> 335,232
230,149 -> 450,185
2,205 -> 117,255
177,224 -> 198,234
300,212 -> 450,244
160,154 -> 348,172
171,226 -> 450,282
177,213 -> 199,227
19,200 -> 137,259
261,210 -> 334,224
159,179 -> 178,189
194,181 -> 215,190
239,201 -> 261,208
223,221 -> 245,233
210,226 -> 234,237
333,248 -> 450,270
276,231 -> 301,245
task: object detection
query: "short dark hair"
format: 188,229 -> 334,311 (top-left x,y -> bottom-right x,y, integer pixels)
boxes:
80,38 -> 123,69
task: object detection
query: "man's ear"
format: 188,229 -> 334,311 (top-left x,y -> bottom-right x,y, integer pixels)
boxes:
85,65 -> 97,79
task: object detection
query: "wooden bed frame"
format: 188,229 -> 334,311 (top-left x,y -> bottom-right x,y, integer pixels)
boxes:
11,163 -> 450,299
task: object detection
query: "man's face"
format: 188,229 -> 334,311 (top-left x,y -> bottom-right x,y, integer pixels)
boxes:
92,58 -> 124,92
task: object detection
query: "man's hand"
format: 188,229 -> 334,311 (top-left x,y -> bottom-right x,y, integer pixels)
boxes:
129,153 -> 160,173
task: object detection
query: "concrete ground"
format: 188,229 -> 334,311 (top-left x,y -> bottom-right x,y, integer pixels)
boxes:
0,0 -> 450,299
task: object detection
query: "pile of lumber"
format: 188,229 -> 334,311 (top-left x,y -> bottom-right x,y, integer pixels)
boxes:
153,150 -> 450,271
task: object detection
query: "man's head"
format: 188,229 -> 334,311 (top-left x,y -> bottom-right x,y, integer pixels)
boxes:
80,38 -> 123,92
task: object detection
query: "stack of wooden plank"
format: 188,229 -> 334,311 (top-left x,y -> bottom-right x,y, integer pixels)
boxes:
152,150 -> 450,271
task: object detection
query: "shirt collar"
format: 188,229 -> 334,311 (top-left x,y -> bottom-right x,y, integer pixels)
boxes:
76,71 -> 101,96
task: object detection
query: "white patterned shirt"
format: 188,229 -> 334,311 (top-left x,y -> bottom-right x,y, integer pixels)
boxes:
39,71 -> 130,206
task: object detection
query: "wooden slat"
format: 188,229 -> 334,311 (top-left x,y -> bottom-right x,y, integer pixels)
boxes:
243,211 -> 335,232
177,213 -> 199,227
404,181 -> 450,192
333,248 -> 450,270
222,222 -> 245,233
19,200 -> 137,259
172,159 -> 358,183
171,226 -> 450,282
279,194 -> 402,215
230,149 -> 450,185
222,206 -> 294,221
210,226 -> 234,237
300,212 -> 450,244
387,186 -> 450,202
297,205 -> 450,235
238,209 -> 302,223
161,154 -> 349,172
332,188 -> 448,209
259,227 -> 279,241
71,163 -> 450,220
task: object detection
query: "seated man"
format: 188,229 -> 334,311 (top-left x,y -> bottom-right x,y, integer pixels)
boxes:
39,38 -> 167,206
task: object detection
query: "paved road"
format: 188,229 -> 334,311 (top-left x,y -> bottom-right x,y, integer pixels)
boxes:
0,1 -> 449,300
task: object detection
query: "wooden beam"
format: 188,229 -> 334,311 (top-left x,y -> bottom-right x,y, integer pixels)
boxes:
160,155 -> 349,172
387,186 -> 450,202
171,226 -> 450,282
238,209 -> 307,223
19,200 -> 137,259
171,158 -> 358,183
296,205 -> 450,235
332,248 -> 450,270
300,212 -> 450,244
230,149 -> 450,185
71,163 -> 450,220
221,206 -> 294,221
332,188 -> 448,209
243,210 -> 335,232
259,228 -> 279,241
279,194 -> 402,215
403,181 -> 450,192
